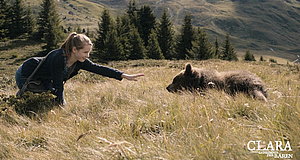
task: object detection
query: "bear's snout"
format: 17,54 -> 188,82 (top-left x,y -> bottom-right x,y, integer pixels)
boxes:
166,84 -> 175,92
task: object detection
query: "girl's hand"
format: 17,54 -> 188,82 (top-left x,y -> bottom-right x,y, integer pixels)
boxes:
121,73 -> 144,81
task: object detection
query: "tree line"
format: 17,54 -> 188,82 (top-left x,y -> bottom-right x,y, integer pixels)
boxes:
1,0 -> 260,62
0,0 -> 35,39
93,1 -> 239,62
0,0 -> 64,52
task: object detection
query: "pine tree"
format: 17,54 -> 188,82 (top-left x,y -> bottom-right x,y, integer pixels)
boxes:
116,16 -> 122,36
94,9 -> 113,61
23,7 -> 35,36
127,0 -> 139,28
147,29 -> 164,59
260,56 -> 265,61
37,1 -> 47,40
44,24 -> 60,51
128,25 -> 146,60
244,50 -> 256,61
9,0 -> 27,38
85,28 -> 94,39
116,15 -> 132,37
214,37 -> 220,58
138,5 -> 156,47
116,15 -> 132,60
37,0 -> 63,52
104,28 -> 125,61
220,34 -> 238,61
158,9 -> 175,60
0,0 -> 10,40
176,14 -> 195,59
190,28 -> 213,60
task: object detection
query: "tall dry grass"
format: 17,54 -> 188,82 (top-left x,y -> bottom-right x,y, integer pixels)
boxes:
0,59 -> 299,159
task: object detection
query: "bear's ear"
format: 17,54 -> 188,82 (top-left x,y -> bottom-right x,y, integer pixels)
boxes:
184,63 -> 192,75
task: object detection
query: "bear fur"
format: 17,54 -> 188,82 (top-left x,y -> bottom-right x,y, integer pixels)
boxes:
166,64 -> 268,101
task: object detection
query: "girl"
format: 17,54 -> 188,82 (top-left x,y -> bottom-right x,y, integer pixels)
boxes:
15,32 -> 144,105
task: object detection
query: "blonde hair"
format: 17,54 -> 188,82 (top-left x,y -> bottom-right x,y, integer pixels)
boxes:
60,32 -> 93,57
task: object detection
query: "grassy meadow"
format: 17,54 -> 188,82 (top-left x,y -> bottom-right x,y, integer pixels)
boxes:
0,40 -> 300,159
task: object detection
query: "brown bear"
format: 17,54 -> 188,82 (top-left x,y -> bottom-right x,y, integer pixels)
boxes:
166,64 -> 268,101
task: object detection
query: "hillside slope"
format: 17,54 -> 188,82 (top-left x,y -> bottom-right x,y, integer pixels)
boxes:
81,0 -> 300,60
20,0 -> 300,60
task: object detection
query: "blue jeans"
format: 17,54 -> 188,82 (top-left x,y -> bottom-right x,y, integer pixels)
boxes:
15,65 -> 27,89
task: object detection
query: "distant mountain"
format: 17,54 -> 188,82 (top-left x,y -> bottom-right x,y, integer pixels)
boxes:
32,0 -> 300,60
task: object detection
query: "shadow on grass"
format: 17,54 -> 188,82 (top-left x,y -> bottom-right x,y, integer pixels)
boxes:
0,39 -> 41,51
12,50 -> 48,64
0,38 -> 47,65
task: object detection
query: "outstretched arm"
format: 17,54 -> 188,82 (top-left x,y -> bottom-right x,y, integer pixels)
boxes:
80,59 -> 144,81
121,73 -> 144,81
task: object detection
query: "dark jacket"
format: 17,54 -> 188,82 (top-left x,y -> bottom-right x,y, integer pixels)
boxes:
21,49 -> 123,104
